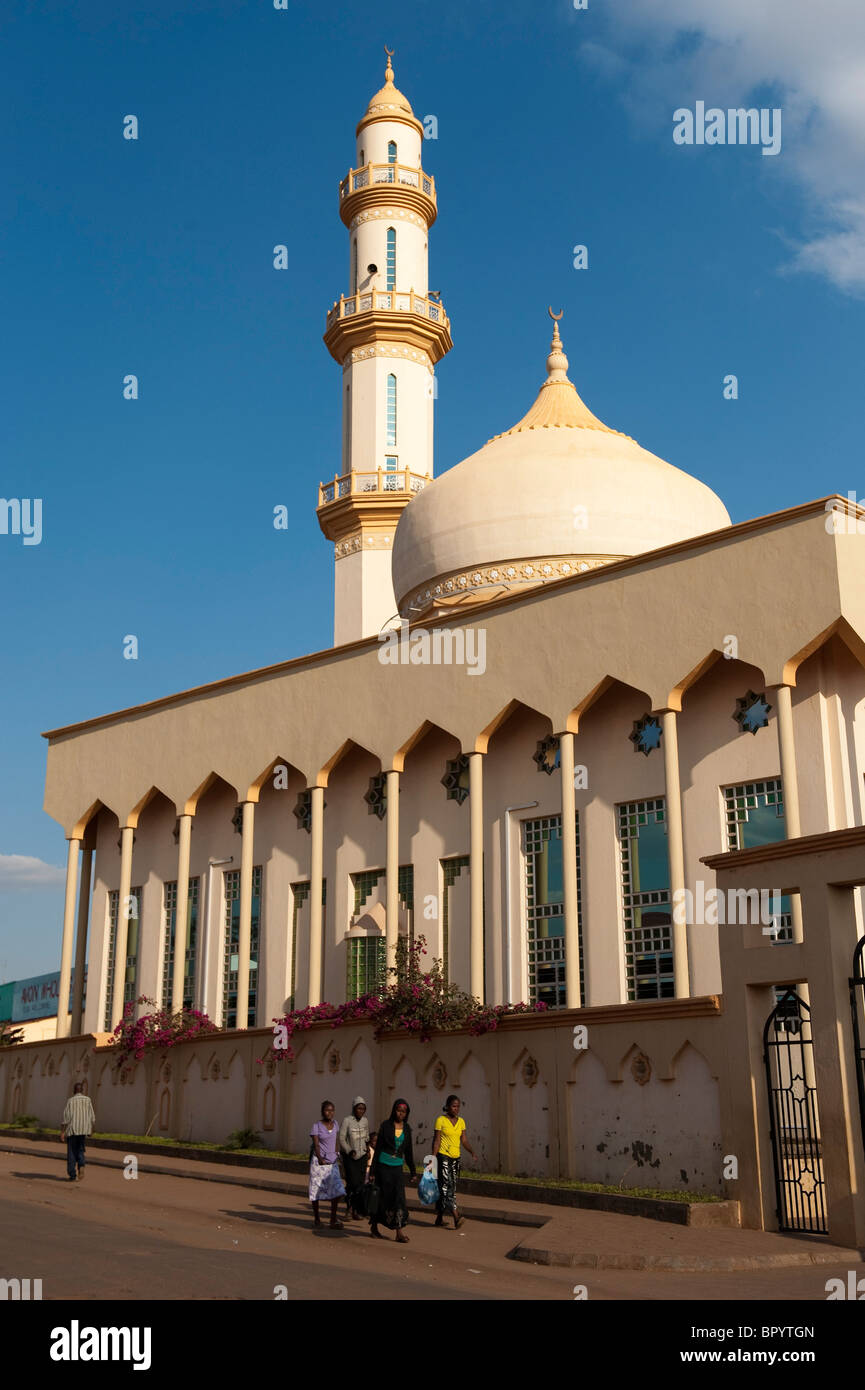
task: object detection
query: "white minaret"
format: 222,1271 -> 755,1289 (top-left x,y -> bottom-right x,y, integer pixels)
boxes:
317,50 -> 452,646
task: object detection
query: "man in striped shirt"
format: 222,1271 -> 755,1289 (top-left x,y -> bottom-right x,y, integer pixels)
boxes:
60,1082 -> 96,1182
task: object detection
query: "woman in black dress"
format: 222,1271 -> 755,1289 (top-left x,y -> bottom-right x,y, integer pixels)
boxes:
369,1097 -> 416,1244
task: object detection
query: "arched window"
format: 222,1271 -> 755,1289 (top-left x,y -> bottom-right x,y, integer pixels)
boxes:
386,374 -> 397,447
344,385 -> 351,471
359,147 -> 365,166
386,227 -> 396,290
387,140 -> 397,165
351,238 -> 358,293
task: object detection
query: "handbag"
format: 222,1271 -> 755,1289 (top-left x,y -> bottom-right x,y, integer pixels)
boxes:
418,1154 -> 440,1206
364,1180 -> 381,1219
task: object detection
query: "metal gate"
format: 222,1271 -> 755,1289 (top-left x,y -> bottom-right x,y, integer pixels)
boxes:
850,936 -> 865,1161
763,989 -> 827,1233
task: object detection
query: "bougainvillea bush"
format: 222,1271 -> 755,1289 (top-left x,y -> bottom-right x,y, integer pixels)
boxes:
265,936 -> 546,1063
111,996 -> 218,1064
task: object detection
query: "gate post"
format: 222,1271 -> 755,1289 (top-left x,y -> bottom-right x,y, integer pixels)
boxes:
800,882 -> 865,1250
716,917 -> 779,1229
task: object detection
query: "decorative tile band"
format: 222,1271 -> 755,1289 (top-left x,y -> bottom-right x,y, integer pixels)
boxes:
334,532 -> 394,560
343,342 -> 433,370
400,555 -> 625,613
350,206 -> 428,232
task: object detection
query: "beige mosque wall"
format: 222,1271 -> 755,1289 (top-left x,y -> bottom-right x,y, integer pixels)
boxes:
253,768 -> 309,1020
398,724 -> 465,966
3,1005 -> 725,1192
37,503 -> 865,1042
677,657 -> 783,996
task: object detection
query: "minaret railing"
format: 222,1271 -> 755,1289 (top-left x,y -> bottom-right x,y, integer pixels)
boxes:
340,161 -> 435,201
325,290 -> 447,330
318,468 -> 431,506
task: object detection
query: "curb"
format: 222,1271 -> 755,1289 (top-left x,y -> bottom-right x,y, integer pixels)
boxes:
511,1242 -> 864,1272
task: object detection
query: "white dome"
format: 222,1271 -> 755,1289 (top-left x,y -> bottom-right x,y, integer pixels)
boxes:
392,316 -> 731,615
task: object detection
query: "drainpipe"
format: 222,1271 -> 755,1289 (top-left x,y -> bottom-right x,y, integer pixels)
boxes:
203,857 -> 233,1021
504,802 -> 539,1003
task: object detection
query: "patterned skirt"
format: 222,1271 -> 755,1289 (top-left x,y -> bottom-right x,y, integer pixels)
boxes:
309,1158 -> 346,1202
373,1163 -> 409,1229
436,1155 -> 461,1214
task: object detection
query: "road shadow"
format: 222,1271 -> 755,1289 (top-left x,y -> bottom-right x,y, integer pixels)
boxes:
221,1204 -> 353,1235
9,1170 -> 73,1183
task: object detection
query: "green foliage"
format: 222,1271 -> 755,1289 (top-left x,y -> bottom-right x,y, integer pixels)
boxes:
0,1022 -> 24,1047
223,1128 -> 265,1151
10,1113 -> 39,1128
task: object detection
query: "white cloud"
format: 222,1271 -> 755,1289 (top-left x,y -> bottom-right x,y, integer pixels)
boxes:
581,0 -> 865,293
0,854 -> 66,890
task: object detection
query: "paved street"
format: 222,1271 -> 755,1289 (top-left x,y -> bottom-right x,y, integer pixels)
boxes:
1,1144 -> 861,1301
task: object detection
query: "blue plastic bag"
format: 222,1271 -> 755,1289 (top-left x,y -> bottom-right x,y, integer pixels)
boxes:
418,1160 -> 439,1207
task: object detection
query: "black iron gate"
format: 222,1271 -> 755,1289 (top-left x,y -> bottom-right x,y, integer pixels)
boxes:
763,989 -> 827,1233
850,936 -> 865,1161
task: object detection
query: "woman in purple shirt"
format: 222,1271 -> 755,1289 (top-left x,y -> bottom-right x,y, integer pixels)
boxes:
309,1100 -> 347,1228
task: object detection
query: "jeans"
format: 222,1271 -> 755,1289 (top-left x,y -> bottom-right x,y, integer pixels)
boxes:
66,1134 -> 87,1178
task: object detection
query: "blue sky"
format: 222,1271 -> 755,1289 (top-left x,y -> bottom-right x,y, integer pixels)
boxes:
1,0 -> 863,980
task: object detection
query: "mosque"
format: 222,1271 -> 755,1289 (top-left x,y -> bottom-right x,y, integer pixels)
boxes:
41,54 -> 865,1057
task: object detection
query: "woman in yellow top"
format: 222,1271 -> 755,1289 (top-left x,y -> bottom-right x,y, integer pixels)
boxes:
432,1094 -> 476,1229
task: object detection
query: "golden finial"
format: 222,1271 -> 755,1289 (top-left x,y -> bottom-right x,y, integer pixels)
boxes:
545,308 -> 569,381
384,46 -> 395,82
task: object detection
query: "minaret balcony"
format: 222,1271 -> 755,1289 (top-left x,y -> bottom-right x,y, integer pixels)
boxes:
339,161 -> 437,228
318,467 -> 431,508
323,289 -> 453,364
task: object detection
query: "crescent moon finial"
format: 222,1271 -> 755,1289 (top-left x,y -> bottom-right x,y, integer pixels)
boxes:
385,45 -> 395,57
548,306 -> 563,322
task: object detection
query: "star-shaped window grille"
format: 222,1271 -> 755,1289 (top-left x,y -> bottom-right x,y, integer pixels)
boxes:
630,714 -> 662,756
533,735 -> 560,775
364,773 -> 388,820
441,754 -> 471,804
293,789 -> 325,834
733,690 -> 772,735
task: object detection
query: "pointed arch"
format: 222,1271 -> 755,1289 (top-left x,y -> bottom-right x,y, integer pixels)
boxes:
783,616 -> 865,685
71,799 -> 107,840
183,772 -> 239,816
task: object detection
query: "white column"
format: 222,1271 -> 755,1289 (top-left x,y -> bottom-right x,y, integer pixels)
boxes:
235,802 -> 255,1029
56,838 -> 81,1039
559,733 -> 582,1008
111,826 -> 135,1029
386,770 -> 400,975
308,787 -> 325,1006
773,683 -> 804,943
71,842 -> 92,1035
469,752 -> 485,1002
661,711 -> 690,998
171,814 -> 193,1013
